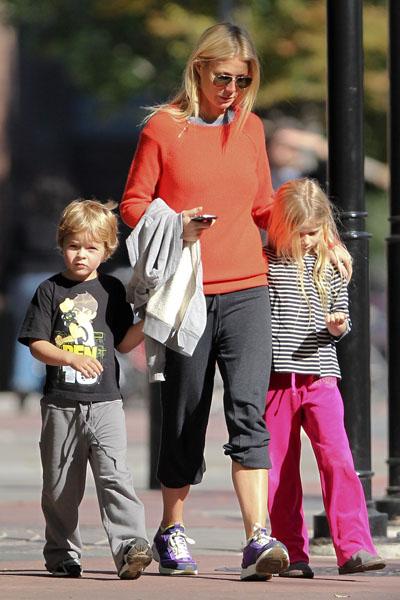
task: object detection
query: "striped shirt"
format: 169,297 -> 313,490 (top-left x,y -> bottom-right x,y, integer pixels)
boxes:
265,248 -> 350,378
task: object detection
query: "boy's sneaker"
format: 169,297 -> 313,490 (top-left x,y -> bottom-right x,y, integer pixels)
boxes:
338,550 -> 386,575
241,524 -> 289,581
118,538 -> 153,580
152,523 -> 198,575
49,558 -> 82,578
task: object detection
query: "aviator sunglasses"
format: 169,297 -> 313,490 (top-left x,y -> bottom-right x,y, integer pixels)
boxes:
212,73 -> 253,89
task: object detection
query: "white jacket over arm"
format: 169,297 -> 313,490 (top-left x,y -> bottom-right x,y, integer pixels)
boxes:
125,198 -> 206,382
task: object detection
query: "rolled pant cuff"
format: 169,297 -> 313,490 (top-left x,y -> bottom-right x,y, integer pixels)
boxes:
225,445 -> 271,469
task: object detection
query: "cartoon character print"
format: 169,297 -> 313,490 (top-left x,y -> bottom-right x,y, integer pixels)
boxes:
55,292 -> 102,386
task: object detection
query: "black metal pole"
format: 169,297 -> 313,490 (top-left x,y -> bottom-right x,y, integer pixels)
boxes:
149,382 -> 162,489
313,0 -> 387,538
375,0 -> 400,521
218,0 -> 234,21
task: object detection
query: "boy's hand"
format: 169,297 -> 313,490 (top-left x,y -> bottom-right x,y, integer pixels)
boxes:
29,339 -> 104,377
67,354 -> 103,378
116,320 -> 144,354
325,312 -> 348,337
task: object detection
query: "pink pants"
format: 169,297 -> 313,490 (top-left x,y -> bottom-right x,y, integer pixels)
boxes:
265,372 -> 377,567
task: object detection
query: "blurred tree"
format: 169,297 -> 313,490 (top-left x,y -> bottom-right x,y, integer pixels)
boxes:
2,0 -> 387,159
0,1 -> 389,389
2,1 -> 217,105
0,10 -> 15,293
0,7 -> 17,390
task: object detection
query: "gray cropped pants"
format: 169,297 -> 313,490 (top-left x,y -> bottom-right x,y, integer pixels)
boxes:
158,286 -> 272,488
39,398 -> 147,572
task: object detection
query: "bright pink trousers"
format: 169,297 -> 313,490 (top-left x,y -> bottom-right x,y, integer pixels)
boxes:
265,372 -> 377,566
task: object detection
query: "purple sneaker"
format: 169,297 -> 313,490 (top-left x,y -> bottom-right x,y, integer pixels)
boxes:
241,525 -> 289,581
152,523 -> 198,575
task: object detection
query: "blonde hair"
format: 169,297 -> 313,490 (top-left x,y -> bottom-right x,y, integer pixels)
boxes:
268,178 -> 342,311
57,199 -> 119,260
147,22 -> 260,131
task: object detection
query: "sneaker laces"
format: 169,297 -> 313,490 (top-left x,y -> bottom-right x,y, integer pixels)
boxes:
250,523 -> 275,546
168,530 -> 195,559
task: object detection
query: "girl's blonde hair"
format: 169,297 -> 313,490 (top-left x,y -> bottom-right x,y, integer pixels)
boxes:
57,199 -> 119,260
268,178 -> 342,311
147,22 -> 260,130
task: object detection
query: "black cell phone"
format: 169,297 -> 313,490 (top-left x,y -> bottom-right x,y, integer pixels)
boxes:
191,214 -> 218,222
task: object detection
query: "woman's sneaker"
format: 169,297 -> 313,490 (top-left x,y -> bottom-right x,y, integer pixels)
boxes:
118,538 -> 153,579
241,524 -> 289,581
49,558 -> 82,578
152,523 -> 198,575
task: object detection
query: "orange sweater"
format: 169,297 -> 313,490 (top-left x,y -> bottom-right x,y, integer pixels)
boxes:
120,110 -> 273,295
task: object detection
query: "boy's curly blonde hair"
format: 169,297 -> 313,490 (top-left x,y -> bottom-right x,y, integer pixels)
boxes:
57,199 -> 118,260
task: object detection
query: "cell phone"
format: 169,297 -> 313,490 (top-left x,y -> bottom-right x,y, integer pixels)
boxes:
191,214 -> 218,222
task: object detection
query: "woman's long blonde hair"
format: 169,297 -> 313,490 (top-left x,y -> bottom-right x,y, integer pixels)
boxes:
146,22 -> 260,130
268,178 -> 343,311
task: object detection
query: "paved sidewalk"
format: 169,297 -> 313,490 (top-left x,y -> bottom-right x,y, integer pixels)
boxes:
1,391 -> 399,599
2,555 -> 400,600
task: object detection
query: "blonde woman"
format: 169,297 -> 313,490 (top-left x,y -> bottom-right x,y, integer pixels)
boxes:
264,178 -> 385,577
120,22 -> 290,581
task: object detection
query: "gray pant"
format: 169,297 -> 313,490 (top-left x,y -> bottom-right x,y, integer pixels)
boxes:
158,286 -> 272,487
40,398 -> 148,572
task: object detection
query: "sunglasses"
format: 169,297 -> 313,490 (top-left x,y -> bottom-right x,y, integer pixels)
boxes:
212,73 -> 253,89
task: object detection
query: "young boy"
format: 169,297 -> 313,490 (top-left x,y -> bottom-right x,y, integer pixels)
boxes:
18,199 -> 152,579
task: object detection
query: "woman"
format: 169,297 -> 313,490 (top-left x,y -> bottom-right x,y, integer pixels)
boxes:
120,22 -> 291,582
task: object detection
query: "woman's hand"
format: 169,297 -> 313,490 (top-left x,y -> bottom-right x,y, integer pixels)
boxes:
329,243 -> 353,280
182,206 -> 215,241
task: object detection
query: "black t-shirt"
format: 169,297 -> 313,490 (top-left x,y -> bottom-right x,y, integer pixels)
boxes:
19,272 -> 133,402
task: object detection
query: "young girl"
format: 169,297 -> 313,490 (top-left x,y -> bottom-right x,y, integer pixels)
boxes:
264,178 -> 385,577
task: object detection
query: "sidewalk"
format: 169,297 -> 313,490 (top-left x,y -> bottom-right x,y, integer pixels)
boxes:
1,391 -> 399,599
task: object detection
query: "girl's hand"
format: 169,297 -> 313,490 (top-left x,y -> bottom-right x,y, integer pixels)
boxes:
325,311 -> 348,337
182,206 -> 214,241
329,243 -> 353,280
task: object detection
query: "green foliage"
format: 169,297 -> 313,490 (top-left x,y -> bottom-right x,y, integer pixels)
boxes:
2,0 -> 388,158
3,1 -> 217,105
1,0 -> 389,282
366,188 -> 389,287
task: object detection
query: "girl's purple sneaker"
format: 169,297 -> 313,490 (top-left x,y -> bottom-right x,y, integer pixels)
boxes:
152,523 -> 198,575
241,525 -> 289,581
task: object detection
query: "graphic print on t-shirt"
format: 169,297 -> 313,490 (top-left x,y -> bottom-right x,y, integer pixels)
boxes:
54,292 -> 105,386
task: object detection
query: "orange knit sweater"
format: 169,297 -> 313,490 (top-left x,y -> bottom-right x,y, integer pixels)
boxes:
120,110 -> 273,295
